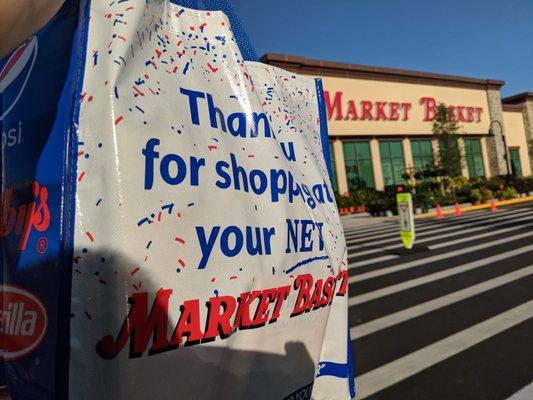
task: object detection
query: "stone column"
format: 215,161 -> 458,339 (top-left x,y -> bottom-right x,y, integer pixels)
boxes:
480,137 -> 492,178
370,139 -> 384,191
332,139 -> 348,195
485,89 -> 509,176
521,100 -> 533,169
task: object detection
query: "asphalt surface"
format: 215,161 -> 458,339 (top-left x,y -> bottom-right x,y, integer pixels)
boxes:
345,203 -> 533,400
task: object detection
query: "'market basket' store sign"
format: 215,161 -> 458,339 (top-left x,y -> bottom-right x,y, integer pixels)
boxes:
325,91 -> 484,123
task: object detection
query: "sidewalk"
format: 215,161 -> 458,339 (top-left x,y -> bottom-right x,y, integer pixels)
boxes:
340,196 -> 533,229
414,196 -> 533,220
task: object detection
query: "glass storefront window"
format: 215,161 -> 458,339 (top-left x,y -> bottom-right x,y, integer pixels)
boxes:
437,138 -> 462,176
464,139 -> 485,178
411,139 -> 434,172
343,141 -> 375,189
379,140 -> 405,186
329,142 -> 339,193
509,148 -> 523,177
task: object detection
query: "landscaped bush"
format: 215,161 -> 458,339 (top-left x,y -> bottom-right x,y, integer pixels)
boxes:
412,189 -> 432,211
496,187 -> 518,200
334,175 -> 532,216
334,192 -> 354,208
430,191 -> 454,206
481,188 -> 493,201
450,176 -> 470,190
487,176 -> 506,192
467,177 -> 487,190
507,187 -> 519,199
348,190 -> 364,207
348,188 -> 394,216
508,176 -> 533,194
469,189 -> 482,203
524,177 -> 533,193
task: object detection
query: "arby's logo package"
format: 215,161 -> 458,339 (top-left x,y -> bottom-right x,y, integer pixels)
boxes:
0,1 -> 354,399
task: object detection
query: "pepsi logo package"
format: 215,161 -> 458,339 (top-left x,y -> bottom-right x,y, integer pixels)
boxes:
0,1 -> 354,399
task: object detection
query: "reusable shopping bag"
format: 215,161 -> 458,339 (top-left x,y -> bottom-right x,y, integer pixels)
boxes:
0,1 -> 354,398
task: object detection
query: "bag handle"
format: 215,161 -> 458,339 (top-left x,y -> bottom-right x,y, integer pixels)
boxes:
170,0 -> 257,62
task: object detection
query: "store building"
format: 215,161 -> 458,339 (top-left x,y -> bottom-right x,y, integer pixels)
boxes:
262,54 -> 533,194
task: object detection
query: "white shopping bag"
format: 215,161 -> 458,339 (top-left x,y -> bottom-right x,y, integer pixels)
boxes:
1,0 -> 354,398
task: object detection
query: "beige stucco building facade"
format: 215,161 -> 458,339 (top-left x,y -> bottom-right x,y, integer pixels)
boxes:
263,54 -> 532,193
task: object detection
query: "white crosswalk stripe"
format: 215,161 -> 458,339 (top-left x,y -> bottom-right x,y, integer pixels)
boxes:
350,264 -> 533,339
348,230 -> 533,280
345,211 -> 531,249
506,381 -> 533,400
348,254 -> 398,269
343,207 -> 526,238
355,300 -> 533,399
347,212 -> 533,258
348,242 -> 533,305
346,209 -> 533,248
430,221 -> 533,249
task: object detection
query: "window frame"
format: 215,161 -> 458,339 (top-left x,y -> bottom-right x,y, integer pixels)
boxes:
379,140 -> 406,187
410,139 -> 435,173
509,147 -> 523,177
342,140 -> 375,189
463,138 -> 485,178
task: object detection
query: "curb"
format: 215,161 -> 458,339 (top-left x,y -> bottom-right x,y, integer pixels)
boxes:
414,196 -> 533,220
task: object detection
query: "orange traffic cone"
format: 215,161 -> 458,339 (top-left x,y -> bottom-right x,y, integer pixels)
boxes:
490,199 -> 498,212
435,204 -> 444,219
454,202 -> 462,217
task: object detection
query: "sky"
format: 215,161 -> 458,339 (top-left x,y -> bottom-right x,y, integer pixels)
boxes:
230,0 -> 533,97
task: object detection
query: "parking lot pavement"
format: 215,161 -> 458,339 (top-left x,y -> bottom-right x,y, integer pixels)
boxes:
345,205 -> 533,400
